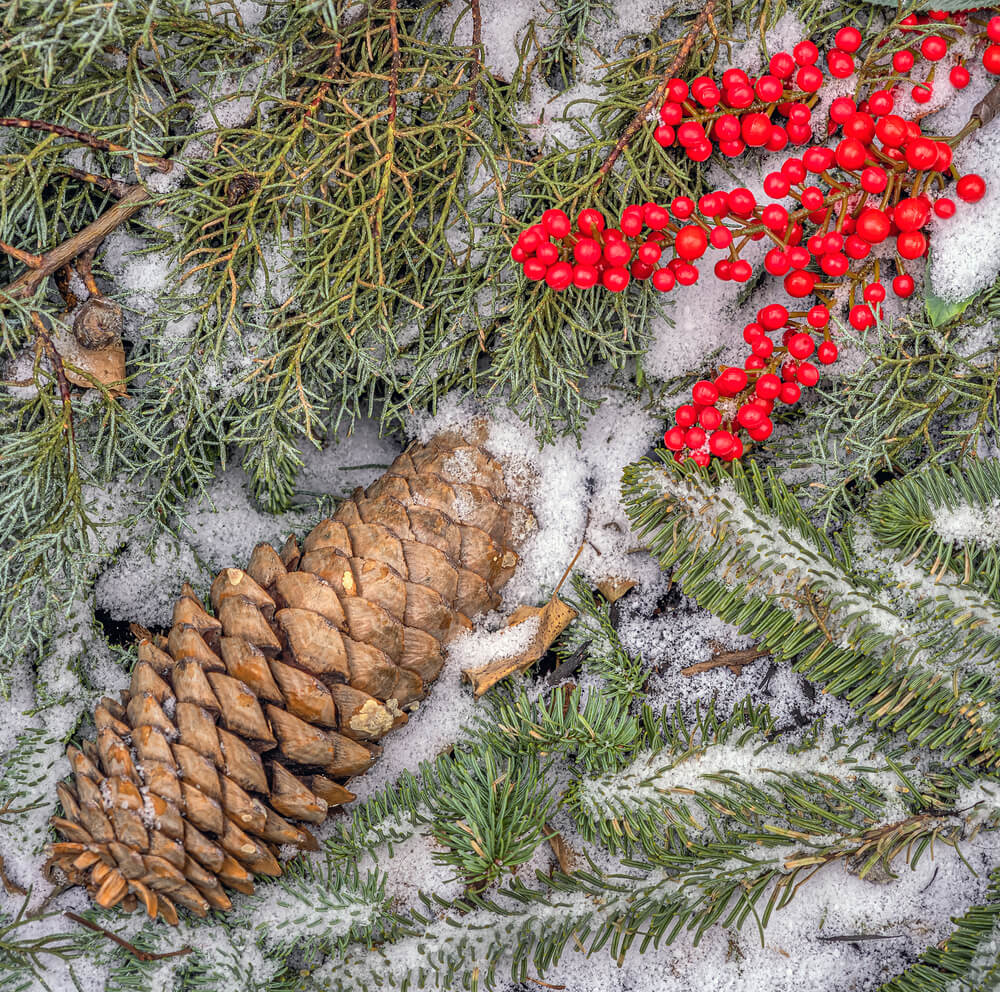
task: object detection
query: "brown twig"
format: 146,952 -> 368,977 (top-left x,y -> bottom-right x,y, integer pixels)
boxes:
0,117 -> 172,172
681,646 -> 770,677
467,0 -> 483,115
387,0 -> 401,124
31,313 -> 76,465
64,912 -> 193,962
596,0 -> 718,186
61,166 -> 132,199
2,183 -> 152,302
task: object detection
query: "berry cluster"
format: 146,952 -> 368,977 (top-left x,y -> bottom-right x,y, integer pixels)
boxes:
654,28 -> 866,162
510,16 -> 995,467
663,302 -> 836,464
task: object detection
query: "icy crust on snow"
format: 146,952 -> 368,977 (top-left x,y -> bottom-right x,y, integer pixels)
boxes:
933,500 -> 1000,548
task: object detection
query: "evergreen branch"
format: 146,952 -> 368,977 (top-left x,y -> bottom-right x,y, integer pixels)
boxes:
879,866 -> 1000,992
63,912 -> 192,962
623,456 -> 1000,766
870,460 -> 1000,599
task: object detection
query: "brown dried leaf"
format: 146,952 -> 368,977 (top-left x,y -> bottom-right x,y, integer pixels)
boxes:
595,577 -> 635,603
544,823 -> 577,874
462,594 -> 577,697
49,326 -> 126,395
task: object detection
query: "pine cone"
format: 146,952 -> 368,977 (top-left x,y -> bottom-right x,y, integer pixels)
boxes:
48,430 -> 531,923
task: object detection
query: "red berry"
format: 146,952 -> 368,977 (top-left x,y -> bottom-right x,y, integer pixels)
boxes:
863,283 -> 886,303
893,50 -> 915,73
856,208 -> 891,244
652,267 -> 676,292
778,381 -> 801,404
545,261 -> 574,290
805,305 -> 828,328
542,208 -> 571,239
755,373 -> 782,399
685,427 -> 707,449
731,260 -> 753,282
893,197 -> 930,232
536,242 -> 560,266
601,266 -> 630,292
737,404 -> 765,430
765,249 -> 791,276
675,262 -> 699,286
827,49 -> 855,78
897,230 -> 928,260
677,120 -> 706,147
990,16 -> 1000,43
630,260 -> 655,281
644,204 -> 671,230
912,82 -> 933,105
659,102 -> 683,125
523,258 -> 547,281
906,138 -> 939,171
950,64 -> 971,89
834,26 -> 862,53
770,52 -> 796,78
957,174 -> 986,203
603,239 -> 631,266
759,304 -> 789,330
573,264 -> 599,288
670,196 -> 695,220
934,197 -> 956,219
573,238 -> 601,265
637,242 -> 662,265
664,427 -> 685,450
577,209 -> 605,236
921,35 -> 948,61
796,362 -> 819,387
868,90 -> 893,116
675,225 -> 709,260
709,430 -> 735,457
849,303 -> 875,330
761,204 -> 790,232
803,147 -> 835,173
714,114 -> 742,142
700,406 -> 722,430
748,419 -> 774,442
830,96 -> 856,124
800,185 -> 825,210
845,234 -> 871,260
892,273 -> 915,298
675,405 -> 697,428
784,270 -> 817,297
666,78 -> 688,102
817,341 -> 838,364
710,226 -> 733,249
787,333 -> 815,359
510,245 -> 526,262
692,380 -> 719,406
796,65 -> 824,91
752,336 -> 775,358
836,137 -> 867,170
740,112 -> 772,147
875,114 -> 907,147
620,208 -> 644,237
717,367 -> 748,395
714,260 -> 733,281
935,143 -> 953,172
793,39 -> 819,65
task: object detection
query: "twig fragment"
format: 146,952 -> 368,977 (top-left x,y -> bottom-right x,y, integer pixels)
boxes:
63,912 -> 192,962
680,646 -> 770,677
596,0 -> 718,186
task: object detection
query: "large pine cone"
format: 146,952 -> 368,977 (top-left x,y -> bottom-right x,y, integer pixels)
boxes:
48,431 -> 530,923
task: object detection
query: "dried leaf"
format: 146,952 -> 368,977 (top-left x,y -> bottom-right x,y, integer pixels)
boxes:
462,594 -> 577,696
544,823 -> 577,874
595,576 -> 635,603
49,326 -> 126,395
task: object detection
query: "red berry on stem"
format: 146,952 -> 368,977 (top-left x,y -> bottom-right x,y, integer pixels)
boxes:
664,427 -> 685,450
770,52 -> 795,78
817,341 -> 838,365
868,90 -> 893,116
667,78 -> 688,102
523,258 -> 548,281
912,82 -> 933,105
796,362 -> 820,387
542,208 -> 571,238
893,49 -> 915,73
601,267 -> 630,292
685,427 -> 707,449
700,406 -> 722,430
957,174 -> 986,203
709,431 -> 735,456
897,230 -> 928,260
535,241 -> 559,266
950,64 -> 970,88
779,381 -> 801,404
603,239 -> 632,266
827,49 -> 855,78
921,35 -> 948,61
906,138 -> 939,171
892,273 -> 915,297
545,262 -> 574,290
983,45 -> 1000,74
934,197 -> 956,219
830,96 -> 856,124
511,245 -> 527,262
670,196 -> 694,220
574,238 -> 602,265
692,380 -> 719,406
652,267 -> 676,292
793,39 -> 819,65
787,333 -> 815,359
990,16 -> 1000,43
577,209 -> 605,236
807,305 -> 830,328
573,264 -> 599,288
755,373 -> 782,399
834,26 -> 862,53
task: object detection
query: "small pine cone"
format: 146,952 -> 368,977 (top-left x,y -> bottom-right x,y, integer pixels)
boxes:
48,430 -> 531,923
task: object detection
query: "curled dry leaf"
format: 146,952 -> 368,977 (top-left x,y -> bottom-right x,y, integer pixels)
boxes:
595,576 -> 635,603
48,325 -> 126,396
462,593 -> 577,696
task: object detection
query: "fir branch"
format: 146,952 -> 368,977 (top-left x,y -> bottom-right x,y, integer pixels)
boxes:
623,456 -> 1000,766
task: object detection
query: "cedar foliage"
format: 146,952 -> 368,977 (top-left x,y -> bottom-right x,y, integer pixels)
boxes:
4,1 -> 1000,990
